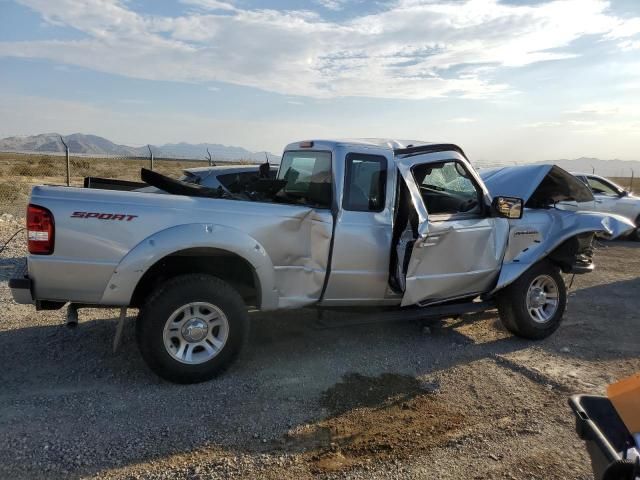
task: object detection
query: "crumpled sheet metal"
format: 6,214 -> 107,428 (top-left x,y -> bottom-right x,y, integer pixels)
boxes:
98,195 -> 333,310
492,209 -> 635,292
479,164 -> 593,204
266,209 -> 333,308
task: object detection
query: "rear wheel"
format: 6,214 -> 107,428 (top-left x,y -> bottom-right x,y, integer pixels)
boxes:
496,260 -> 566,340
136,274 -> 248,383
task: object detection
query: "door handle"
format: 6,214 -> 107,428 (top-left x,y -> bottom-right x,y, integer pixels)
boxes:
417,228 -> 453,247
417,237 -> 438,248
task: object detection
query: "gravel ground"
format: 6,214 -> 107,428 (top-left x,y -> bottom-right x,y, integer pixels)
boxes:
0,217 -> 638,479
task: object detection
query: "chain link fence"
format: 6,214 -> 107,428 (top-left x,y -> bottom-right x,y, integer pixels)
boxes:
0,150 -> 248,218
0,150 -> 635,220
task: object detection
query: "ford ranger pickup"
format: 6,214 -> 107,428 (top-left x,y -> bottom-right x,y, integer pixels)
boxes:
10,139 -> 634,383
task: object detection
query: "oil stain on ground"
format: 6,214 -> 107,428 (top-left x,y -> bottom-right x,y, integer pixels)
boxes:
280,372 -> 466,473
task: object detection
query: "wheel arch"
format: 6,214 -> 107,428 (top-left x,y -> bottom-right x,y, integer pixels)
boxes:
99,223 -> 278,310
493,231 -> 599,294
129,247 -> 262,308
492,210 -> 634,294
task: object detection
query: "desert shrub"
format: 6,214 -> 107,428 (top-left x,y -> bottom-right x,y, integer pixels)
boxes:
36,158 -> 59,176
71,158 -> 92,176
0,182 -> 25,203
72,158 -> 91,170
38,156 -> 56,168
10,163 -> 36,176
10,157 -> 60,177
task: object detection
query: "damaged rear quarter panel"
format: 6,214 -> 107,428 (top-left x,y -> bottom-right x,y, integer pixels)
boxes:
30,184 -> 334,309
101,205 -> 334,310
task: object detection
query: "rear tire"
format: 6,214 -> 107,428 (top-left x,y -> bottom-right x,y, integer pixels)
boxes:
496,260 -> 566,340
136,274 -> 248,384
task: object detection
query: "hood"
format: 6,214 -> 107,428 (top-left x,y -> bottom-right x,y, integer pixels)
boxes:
480,164 -> 594,207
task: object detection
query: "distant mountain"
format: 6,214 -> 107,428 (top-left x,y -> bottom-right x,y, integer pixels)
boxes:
476,156 -> 640,178
536,157 -> 640,178
0,133 -> 280,163
0,133 -> 137,156
154,142 -> 278,163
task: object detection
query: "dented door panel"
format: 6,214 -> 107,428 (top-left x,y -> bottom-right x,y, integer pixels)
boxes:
395,151 -> 505,307
268,209 -> 333,308
401,218 -> 508,306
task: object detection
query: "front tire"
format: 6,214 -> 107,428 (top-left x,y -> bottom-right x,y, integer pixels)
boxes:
496,260 -> 567,340
136,274 -> 248,384
629,215 -> 640,241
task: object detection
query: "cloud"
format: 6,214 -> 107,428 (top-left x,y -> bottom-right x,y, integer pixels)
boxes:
523,121 -> 565,129
567,120 -> 597,127
565,101 -> 640,117
447,117 -> 476,123
315,0 -> 346,11
2,0 -> 639,99
117,98 -> 148,105
180,0 -> 236,12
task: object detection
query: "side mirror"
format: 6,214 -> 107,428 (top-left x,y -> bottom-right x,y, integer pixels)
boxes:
620,190 -> 629,197
492,196 -> 524,219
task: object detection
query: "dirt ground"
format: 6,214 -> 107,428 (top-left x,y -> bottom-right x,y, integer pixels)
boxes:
0,217 -> 638,479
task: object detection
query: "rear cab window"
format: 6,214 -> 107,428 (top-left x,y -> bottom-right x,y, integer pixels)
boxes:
277,151 -> 332,208
343,153 -> 387,212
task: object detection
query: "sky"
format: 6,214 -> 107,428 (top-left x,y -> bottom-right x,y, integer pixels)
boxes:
0,0 -> 639,163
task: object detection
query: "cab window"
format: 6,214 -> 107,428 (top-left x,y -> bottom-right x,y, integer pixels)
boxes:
411,161 -> 482,216
277,151 -> 332,208
343,153 -> 387,212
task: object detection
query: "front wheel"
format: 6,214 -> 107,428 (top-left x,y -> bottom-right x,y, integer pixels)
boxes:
136,274 -> 248,384
496,260 -> 567,340
629,215 -> 640,241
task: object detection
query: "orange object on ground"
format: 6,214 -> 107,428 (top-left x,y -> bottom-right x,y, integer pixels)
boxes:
607,372 -> 640,433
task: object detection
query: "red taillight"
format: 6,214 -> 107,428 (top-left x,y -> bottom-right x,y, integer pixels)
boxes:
27,204 -> 54,255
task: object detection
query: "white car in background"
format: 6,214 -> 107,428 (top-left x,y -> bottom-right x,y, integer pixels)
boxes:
572,173 -> 640,241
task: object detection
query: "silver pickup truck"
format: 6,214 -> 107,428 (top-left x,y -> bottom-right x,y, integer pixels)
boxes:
10,139 -> 633,383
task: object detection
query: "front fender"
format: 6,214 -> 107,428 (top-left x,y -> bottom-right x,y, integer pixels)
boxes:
99,223 -> 278,309
492,209 -> 634,293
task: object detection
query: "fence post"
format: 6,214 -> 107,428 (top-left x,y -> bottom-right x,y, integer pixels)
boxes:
630,168 -> 635,193
60,136 -> 70,186
147,145 -> 154,170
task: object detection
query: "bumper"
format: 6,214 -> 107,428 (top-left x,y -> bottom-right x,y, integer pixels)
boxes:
9,261 -> 34,305
9,276 -> 34,304
566,262 -> 594,274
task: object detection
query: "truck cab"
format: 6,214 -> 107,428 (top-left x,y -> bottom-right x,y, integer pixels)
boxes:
277,139 -> 509,309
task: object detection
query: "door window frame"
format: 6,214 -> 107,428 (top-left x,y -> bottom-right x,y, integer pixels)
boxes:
342,152 -> 388,213
409,159 -> 486,222
586,175 -> 623,197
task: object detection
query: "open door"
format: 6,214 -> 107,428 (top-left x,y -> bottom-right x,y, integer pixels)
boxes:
395,150 -> 508,307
